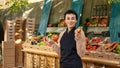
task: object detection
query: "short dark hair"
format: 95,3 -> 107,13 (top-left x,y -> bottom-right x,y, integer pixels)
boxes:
64,9 -> 78,20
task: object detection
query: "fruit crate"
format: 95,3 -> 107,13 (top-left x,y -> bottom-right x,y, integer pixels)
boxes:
2,41 -> 15,68
4,20 -> 15,41
22,42 -> 60,68
15,17 -> 23,40
24,18 -> 35,40
82,51 -> 120,68
108,52 -> 120,61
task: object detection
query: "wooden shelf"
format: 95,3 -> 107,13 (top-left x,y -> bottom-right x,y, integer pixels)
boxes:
91,16 -> 109,18
46,27 -> 66,33
87,27 -> 109,34
46,27 -> 109,34
82,57 -> 120,68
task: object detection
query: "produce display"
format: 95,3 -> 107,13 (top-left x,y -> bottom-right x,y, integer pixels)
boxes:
27,33 -> 59,47
86,37 -> 103,50
86,36 -> 120,54
23,31 -> 120,68
112,42 -> 120,54
97,42 -> 117,52
86,17 -> 108,27
27,32 -> 120,55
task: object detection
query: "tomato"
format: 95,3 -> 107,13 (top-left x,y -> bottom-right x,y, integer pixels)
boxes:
92,46 -> 97,50
86,37 -> 89,44
87,22 -> 91,26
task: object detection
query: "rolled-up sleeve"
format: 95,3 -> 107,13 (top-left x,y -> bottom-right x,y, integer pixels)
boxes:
76,29 -> 86,57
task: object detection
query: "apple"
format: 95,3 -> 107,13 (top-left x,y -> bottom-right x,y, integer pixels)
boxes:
77,29 -> 81,33
52,34 -> 59,42
75,28 -> 81,34
91,37 -> 102,43
86,22 -> 91,26
41,36 -> 47,42
46,42 -> 52,47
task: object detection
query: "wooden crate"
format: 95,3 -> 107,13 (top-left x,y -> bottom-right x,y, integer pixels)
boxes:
2,41 -> 15,68
82,52 -> 120,68
15,42 -> 24,67
22,42 -> 60,68
15,17 -> 23,40
4,20 -> 15,41
93,51 -> 109,60
84,51 -> 95,58
82,61 -> 87,68
25,18 -> 35,40
108,52 -> 120,61
14,17 -> 24,67
83,61 -> 119,68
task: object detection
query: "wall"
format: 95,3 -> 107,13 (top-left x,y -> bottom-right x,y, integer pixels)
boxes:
23,1 -> 44,32
24,0 -> 72,32
49,0 -> 72,23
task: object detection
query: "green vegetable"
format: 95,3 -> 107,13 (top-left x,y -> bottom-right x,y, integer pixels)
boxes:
114,45 -> 120,54
37,42 -> 46,46
37,35 -> 43,39
47,33 -> 53,38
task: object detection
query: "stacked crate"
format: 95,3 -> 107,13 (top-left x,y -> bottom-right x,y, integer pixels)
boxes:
2,41 -> 15,68
2,18 -> 36,68
14,17 -> 24,67
2,20 -> 15,68
15,42 -> 24,67
25,18 -> 35,40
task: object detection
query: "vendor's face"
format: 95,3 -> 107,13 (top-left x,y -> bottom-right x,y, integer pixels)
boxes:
64,14 -> 77,29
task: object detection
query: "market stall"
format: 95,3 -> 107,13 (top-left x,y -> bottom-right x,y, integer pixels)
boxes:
1,0 -> 120,68
22,34 -> 120,68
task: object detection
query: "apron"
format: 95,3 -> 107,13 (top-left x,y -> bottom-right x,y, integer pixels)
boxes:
60,27 -> 83,68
